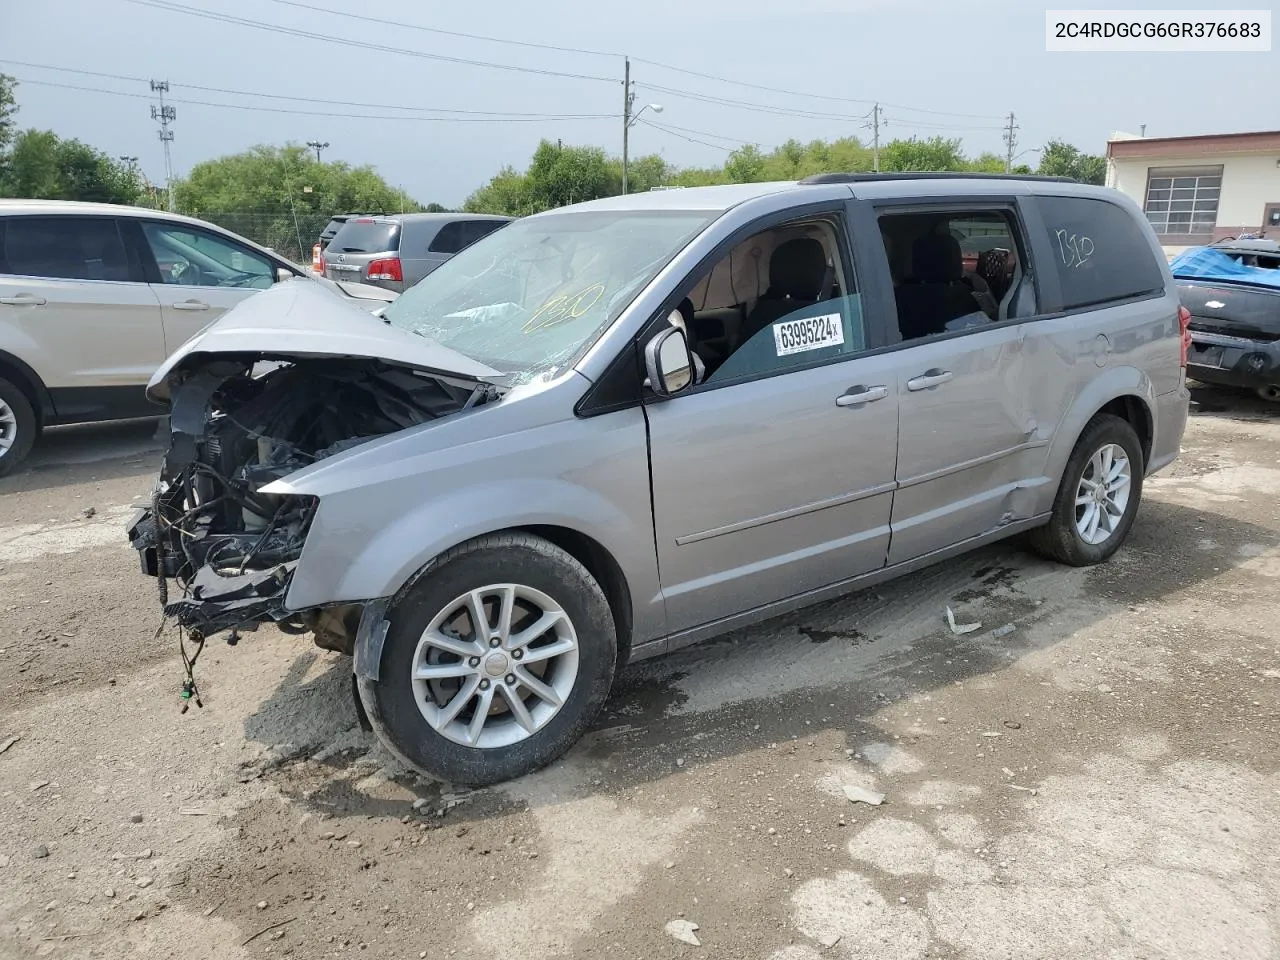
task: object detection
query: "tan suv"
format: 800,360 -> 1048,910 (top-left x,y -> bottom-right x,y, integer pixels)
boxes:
0,200 -> 396,475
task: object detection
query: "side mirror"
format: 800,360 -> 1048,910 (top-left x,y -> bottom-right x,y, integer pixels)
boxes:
276,267 -> 295,283
644,326 -> 693,397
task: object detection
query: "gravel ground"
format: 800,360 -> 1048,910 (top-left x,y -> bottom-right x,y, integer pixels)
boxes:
1,387 -> 1278,960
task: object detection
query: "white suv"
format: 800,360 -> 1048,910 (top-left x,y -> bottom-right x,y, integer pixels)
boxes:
0,200 -> 396,475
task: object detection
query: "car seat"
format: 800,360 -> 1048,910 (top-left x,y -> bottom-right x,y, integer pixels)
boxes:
894,234 -> 982,340
738,238 -> 828,344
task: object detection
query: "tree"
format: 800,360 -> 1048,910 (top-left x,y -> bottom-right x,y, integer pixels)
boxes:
172,144 -> 421,258
1037,139 -> 1106,185
1,129 -> 141,203
0,74 -> 17,154
879,136 -> 967,172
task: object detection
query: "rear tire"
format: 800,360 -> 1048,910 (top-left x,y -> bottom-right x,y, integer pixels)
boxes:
1255,385 -> 1280,403
0,377 -> 37,478
1029,414 -> 1144,567
358,532 -> 617,786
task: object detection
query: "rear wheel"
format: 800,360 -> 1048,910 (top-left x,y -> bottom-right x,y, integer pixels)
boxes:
358,532 -> 617,785
0,377 -> 37,478
1029,414 -> 1144,566
1255,385 -> 1280,403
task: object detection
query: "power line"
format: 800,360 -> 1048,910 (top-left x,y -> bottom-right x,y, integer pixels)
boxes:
118,0 -> 618,83
642,120 -> 759,146
9,76 -> 614,122
639,82 -> 875,122
259,0 -> 1000,121
3,63 -> 614,117
639,119 -> 738,152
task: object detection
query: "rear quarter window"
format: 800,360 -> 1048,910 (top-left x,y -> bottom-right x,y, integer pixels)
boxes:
1038,196 -> 1165,310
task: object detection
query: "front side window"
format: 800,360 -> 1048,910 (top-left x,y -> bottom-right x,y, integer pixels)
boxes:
672,217 -> 866,387
878,208 -> 1035,342
1144,166 -> 1221,238
141,223 -> 275,289
382,210 -> 714,385
0,216 -> 132,281
1038,196 -> 1165,310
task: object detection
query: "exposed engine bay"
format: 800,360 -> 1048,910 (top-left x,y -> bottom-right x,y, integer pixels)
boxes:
129,356 -> 492,637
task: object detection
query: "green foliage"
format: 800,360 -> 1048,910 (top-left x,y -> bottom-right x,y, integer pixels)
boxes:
171,144 -> 423,259
0,74 -> 17,154
0,129 -> 142,203
879,136 -> 967,172
1036,139 -> 1106,185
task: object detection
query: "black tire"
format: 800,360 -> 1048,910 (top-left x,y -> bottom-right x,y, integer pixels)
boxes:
1029,413 -> 1144,566
358,532 -> 618,786
0,377 -> 37,478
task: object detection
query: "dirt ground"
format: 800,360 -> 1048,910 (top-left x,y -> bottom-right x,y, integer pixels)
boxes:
1,387 -> 1278,960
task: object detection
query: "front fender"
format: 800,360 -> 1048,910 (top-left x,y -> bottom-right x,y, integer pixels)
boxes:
296,477 -> 646,608
1041,364 -> 1157,487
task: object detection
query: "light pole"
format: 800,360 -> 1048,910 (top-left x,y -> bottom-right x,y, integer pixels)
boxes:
622,92 -> 663,195
1010,147 -> 1041,173
306,140 -> 330,162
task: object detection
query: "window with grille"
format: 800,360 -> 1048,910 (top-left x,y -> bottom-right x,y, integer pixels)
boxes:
1143,166 -> 1222,237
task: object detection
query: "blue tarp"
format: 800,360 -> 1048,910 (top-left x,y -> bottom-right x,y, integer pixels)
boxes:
1170,247 -> 1280,289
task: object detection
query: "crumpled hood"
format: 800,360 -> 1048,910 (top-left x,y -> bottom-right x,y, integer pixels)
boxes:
146,280 -> 503,402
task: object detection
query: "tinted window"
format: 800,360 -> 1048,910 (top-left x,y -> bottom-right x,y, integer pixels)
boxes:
429,221 -> 467,254
1039,196 -> 1164,309
329,219 -> 400,254
141,222 -> 275,289
0,216 -> 132,281
465,219 -> 507,245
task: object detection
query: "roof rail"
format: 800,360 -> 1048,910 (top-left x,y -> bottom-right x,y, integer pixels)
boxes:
798,172 -> 1077,185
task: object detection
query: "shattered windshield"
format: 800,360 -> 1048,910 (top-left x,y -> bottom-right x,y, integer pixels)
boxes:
1171,246 -> 1280,288
381,210 -> 714,384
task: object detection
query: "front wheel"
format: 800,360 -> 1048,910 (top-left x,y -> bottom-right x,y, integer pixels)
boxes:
0,377 -> 37,478
1029,414 -> 1144,567
358,532 -> 618,785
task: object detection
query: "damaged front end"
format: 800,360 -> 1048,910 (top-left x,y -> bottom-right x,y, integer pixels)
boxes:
128,281 -> 506,641
129,357 -> 488,637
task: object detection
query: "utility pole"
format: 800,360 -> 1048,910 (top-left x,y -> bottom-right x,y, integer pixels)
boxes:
306,140 -> 329,162
870,104 -> 880,174
1002,111 -> 1019,173
621,57 -> 632,196
150,80 -> 176,211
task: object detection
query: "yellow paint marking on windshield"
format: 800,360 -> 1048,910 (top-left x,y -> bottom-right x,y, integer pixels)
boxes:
523,283 -> 606,333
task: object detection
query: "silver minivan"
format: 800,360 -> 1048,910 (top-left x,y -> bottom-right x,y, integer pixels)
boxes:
322,213 -> 512,293
131,175 -> 1190,785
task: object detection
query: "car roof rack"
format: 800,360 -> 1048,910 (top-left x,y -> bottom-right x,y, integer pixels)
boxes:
797,172 -> 1077,184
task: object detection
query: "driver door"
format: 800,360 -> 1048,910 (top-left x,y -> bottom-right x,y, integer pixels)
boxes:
131,219 -> 280,354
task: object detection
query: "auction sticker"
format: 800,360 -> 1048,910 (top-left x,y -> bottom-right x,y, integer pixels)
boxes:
773,313 -> 844,356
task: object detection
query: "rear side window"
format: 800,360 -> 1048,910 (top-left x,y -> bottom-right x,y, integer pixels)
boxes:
428,220 -> 468,254
1038,196 -> 1165,310
329,219 -> 400,254
465,219 -> 506,245
0,216 -> 133,281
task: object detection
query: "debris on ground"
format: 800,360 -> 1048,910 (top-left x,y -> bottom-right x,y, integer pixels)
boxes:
946,606 -> 981,635
665,919 -> 702,946
819,933 -> 843,948
29,780 -> 49,792
989,623 -> 1016,639
0,735 -> 19,756
32,845 -> 49,859
842,785 -> 885,806
81,507 -> 96,519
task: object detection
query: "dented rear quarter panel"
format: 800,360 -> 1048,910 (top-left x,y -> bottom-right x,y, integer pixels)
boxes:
266,374 -> 664,644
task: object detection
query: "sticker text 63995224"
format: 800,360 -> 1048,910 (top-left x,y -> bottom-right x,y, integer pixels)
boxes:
772,313 -> 845,357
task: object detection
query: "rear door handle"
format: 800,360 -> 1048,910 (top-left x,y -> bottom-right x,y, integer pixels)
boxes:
171,300 -> 210,311
835,385 -> 889,407
0,294 -> 47,306
907,369 -> 954,391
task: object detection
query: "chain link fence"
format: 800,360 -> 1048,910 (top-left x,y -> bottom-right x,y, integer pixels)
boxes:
192,211 -> 333,266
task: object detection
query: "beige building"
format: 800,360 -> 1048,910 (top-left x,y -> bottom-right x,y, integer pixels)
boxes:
1105,130 -> 1280,256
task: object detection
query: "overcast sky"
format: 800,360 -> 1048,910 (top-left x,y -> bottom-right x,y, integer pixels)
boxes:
2,0 -> 1275,207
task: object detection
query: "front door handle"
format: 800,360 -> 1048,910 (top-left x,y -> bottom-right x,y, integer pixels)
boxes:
835,385 -> 889,407
907,369 -> 954,391
0,294 -> 47,306
171,300 -> 210,311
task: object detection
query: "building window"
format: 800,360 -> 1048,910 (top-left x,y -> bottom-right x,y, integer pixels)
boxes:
1143,166 -> 1222,237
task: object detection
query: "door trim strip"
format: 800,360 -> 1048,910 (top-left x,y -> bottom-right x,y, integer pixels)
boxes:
897,438 -> 1048,490
675,480 -> 898,546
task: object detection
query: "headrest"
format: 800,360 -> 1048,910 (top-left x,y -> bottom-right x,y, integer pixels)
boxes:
767,238 -> 827,300
911,233 -> 963,283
